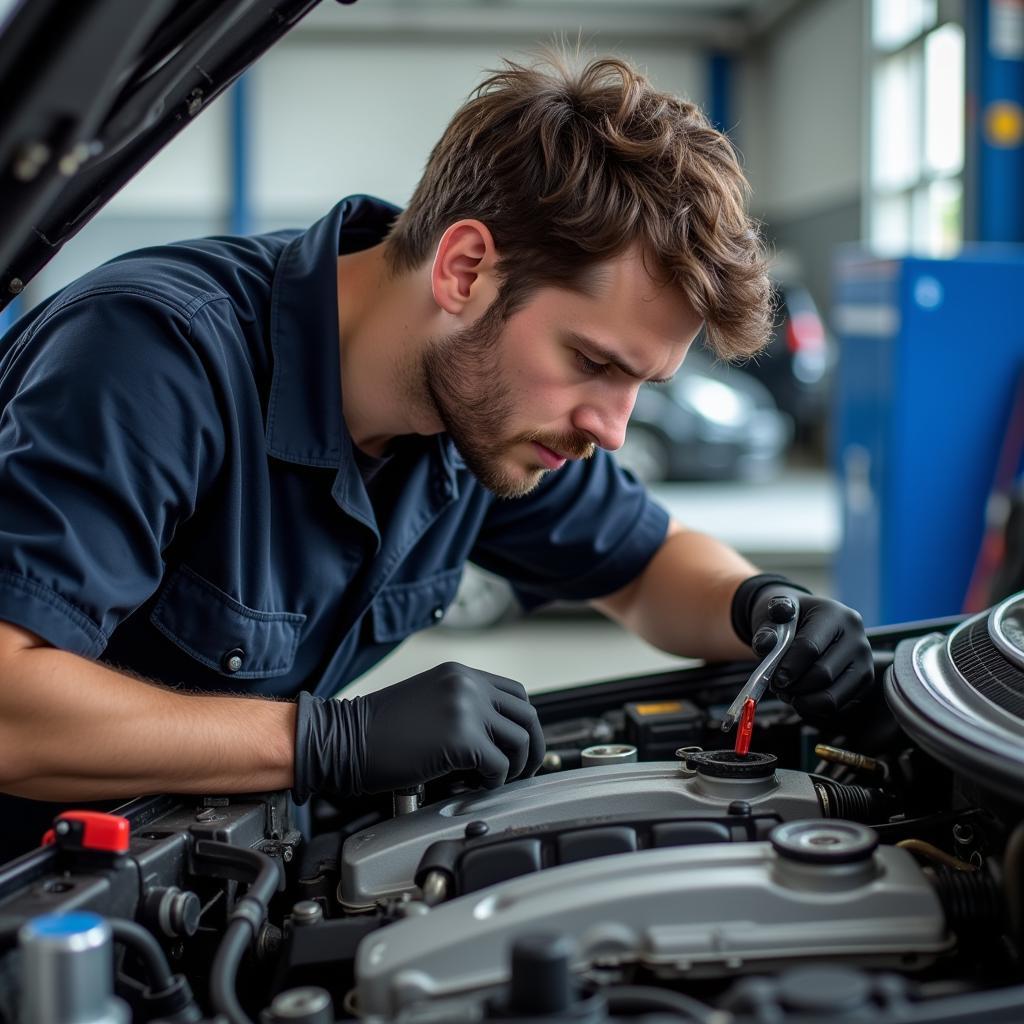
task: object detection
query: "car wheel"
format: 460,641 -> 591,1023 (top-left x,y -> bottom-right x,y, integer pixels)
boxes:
616,425 -> 671,483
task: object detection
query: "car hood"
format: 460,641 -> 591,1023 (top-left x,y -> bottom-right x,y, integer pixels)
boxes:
0,0 -> 332,313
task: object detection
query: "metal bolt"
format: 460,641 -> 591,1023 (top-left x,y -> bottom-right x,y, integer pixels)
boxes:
187,89 -> 204,116
420,870 -> 450,906
9,278 -> 24,295
55,820 -> 70,836
541,751 -> 562,772
392,786 -> 423,817
291,900 -> 323,926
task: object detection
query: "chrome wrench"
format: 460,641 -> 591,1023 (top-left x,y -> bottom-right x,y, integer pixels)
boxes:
721,595 -> 799,732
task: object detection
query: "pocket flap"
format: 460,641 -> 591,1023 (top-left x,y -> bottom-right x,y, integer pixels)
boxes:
371,568 -> 463,643
151,566 -> 306,678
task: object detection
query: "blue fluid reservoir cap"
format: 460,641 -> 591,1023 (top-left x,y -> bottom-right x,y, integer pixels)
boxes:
25,911 -> 105,937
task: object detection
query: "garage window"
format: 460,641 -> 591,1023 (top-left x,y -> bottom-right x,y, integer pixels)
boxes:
869,0 -> 964,255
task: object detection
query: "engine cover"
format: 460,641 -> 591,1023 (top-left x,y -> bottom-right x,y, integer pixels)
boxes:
341,759 -> 823,908
355,821 -> 951,1018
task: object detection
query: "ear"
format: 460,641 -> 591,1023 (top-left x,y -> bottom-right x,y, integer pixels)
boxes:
430,220 -> 499,317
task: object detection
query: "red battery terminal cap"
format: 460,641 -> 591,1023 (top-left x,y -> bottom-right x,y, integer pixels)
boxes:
41,811 -> 131,854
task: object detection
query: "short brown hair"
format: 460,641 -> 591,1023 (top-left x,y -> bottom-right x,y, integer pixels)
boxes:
385,52 -> 771,360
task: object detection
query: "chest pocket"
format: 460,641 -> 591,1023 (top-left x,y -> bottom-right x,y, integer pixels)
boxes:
150,565 -> 307,678
371,567 -> 463,643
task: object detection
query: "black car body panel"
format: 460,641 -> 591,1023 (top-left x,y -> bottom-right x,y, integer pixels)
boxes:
0,0 -> 323,310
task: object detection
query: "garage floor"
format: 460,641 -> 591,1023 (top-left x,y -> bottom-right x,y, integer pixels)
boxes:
343,467 -> 838,698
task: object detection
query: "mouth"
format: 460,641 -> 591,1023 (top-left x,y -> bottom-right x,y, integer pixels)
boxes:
530,441 -> 568,470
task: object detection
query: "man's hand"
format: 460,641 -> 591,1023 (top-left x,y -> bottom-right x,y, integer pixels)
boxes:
292,663 -> 545,804
733,575 -> 875,726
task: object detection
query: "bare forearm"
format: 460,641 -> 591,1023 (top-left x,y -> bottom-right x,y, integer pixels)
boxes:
592,521 -> 756,661
0,641 -> 296,801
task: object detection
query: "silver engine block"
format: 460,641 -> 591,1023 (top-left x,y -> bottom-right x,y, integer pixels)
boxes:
355,819 -> 950,1019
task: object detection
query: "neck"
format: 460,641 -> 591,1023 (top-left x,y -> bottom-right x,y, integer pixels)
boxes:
336,244 -> 442,456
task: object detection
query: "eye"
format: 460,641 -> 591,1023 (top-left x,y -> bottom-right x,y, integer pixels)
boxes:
575,351 -> 610,376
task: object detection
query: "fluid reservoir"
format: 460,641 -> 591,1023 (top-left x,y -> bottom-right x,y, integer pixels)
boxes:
18,912 -> 129,1024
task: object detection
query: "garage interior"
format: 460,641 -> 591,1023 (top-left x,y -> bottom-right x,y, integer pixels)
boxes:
3,2 -> 1024,1022
6,0 -> 1015,696
9,0 -> 1013,698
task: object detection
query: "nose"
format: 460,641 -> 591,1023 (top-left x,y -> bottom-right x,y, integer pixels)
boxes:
571,387 -> 638,452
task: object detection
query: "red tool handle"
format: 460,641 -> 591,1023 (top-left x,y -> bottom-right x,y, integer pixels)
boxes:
734,698 -> 756,755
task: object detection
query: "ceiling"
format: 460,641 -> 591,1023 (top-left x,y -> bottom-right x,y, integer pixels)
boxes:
299,0 -> 809,48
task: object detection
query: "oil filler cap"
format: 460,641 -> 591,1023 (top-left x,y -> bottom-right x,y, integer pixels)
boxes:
770,820 -> 878,865
683,749 -> 777,780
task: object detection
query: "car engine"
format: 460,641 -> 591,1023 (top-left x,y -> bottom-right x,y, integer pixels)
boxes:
3,595 -> 1024,1023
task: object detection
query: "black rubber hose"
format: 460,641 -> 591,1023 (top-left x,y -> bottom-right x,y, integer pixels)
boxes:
211,920 -> 256,1024
604,984 -> 717,1022
109,918 -> 175,991
195,840 -> 282,907
812,776 -> 890,823
194,840 -> 283,1024
932,864 -> 1004,937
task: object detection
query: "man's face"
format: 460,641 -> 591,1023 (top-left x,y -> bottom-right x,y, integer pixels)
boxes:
421,246 -> 704,499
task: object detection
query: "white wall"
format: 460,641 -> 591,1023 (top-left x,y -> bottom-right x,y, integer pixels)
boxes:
27,22 -> 707,302
249,37 -> 707,225
737,0 -> 864,221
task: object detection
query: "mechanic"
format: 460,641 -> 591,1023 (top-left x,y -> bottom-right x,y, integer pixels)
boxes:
0,54 -> 873,859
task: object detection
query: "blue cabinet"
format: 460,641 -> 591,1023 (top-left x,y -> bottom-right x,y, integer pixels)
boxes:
833,250 -> 1024,625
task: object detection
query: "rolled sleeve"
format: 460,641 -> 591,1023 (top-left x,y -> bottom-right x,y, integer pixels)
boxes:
0,290 -> 224,653
469,450 -> 670,610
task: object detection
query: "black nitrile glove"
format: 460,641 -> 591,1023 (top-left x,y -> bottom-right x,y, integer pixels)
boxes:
731,574 -> 875,726
292,662 -> 545,805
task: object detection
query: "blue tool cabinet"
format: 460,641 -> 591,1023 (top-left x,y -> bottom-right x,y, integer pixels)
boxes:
833,250 -> 1024,625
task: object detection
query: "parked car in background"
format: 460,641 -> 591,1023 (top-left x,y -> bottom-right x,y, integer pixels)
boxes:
615,345 -> 792,483
743,277 -> 833,447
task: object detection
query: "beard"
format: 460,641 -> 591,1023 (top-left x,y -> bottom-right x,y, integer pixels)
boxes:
416,305 -> 595,499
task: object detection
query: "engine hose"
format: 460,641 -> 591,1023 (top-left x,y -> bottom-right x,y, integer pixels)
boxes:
109,918 -> 175,991
812,775 -> 889,823
194,840 -> 283,1024
931,864 -> 1004,937
603,984 -> 717,1022
211,920 -> 257,1024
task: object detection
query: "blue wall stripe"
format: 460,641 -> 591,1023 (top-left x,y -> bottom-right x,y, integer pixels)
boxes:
970,0 -> 1024,242
708,52 -> 732,135
229,73 -> 252,235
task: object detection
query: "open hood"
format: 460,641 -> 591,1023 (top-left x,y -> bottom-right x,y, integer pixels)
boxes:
0,0 -> 333,313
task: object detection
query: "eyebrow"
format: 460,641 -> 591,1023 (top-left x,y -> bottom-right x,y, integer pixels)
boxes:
566,331 -> 677,385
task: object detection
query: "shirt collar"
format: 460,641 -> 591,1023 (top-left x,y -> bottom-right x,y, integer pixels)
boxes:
265,194 -> 401,468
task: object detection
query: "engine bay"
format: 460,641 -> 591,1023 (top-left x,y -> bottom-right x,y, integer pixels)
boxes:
3,599 -> 1024,1023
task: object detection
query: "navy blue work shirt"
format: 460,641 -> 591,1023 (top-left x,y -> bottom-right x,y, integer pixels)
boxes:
0,196 -> 670,703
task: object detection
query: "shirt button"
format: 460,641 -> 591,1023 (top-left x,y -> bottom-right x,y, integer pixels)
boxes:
432,607 -> 444,622
222,648 -> 245,674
